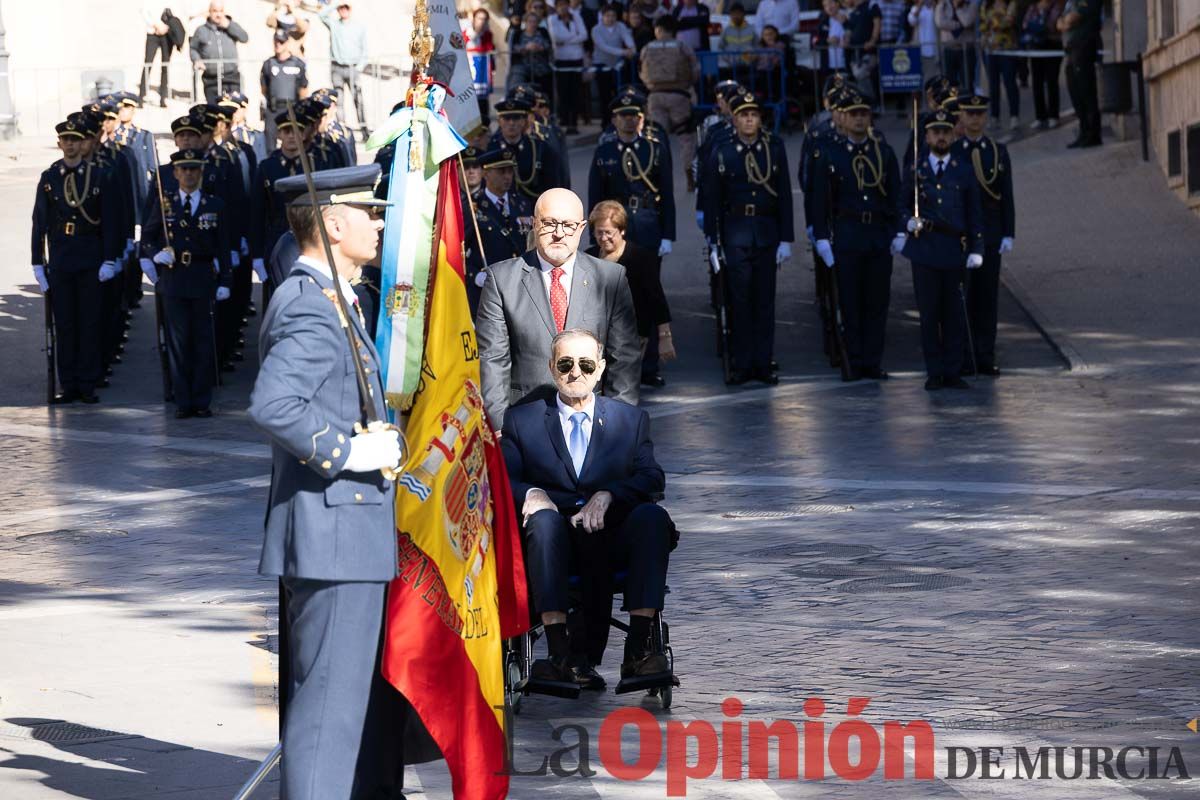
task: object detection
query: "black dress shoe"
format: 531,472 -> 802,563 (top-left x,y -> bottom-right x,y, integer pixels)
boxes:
640,374 -> 665,388
98,378 -> 111,389
725,370 -> 751,386
620,651 -> 670,680
231,352 -> 245,362
175,408 -> 194,419
1066,138 -> 1083,149
569,659 -> 607,691
944,376 -> 970,389
530,656 -> 574,684
221,363 -> 236,373
193,408 -> 213,418
977,364 -> 1001,376
924,376 -> 944,391
860,367 -> 889,380
1079,138 -> 1102,148
51,390 -> 79,405
78,391 -> 100,404
755,369 -> 779,385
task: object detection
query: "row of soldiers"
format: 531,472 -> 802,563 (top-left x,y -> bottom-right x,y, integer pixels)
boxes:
32,88 -> 362,414
798,73 -> 1017,388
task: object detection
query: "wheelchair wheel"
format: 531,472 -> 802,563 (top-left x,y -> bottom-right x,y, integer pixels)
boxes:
660,685 -> 673,709
505,651 -> 524,716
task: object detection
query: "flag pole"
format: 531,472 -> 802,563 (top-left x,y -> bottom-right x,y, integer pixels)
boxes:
458,154 -> 489,269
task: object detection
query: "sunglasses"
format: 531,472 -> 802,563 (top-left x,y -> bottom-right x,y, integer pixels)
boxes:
555,357 -> 597,375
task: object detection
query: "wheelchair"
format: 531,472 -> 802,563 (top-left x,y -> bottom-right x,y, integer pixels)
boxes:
504,572 -> 679,712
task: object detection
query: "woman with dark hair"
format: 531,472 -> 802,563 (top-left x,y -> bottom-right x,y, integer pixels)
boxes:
586,200 -> 675,387
508,11 -> 554,98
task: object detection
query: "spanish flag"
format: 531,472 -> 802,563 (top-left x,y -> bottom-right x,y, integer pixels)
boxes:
382,157 -> 529,799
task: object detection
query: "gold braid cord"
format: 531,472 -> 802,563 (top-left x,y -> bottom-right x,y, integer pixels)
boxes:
65,163 -> 101,225
971,142 -> 1002,201
744,139 -> 777,198
852,138 -> 887,197
621,141 -> 660,196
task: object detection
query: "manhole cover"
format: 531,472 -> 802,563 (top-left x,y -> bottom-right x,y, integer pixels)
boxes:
742,543 -> 879,560
723,504 -> 855,519
16,529 -> 128,544
0,720 -> 135,745
839,572 -> 970,593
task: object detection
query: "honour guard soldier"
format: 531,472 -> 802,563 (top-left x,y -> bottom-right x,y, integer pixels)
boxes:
313,88 -> 357,168
250,109 -> 307,291
904,76 -> 960,173
225,90 -> 268,163
465,148 -> 531,313
301,95 -> 349,170
895,110 -> 985,390
955,94 -> 1015,376
248,166 -> 402,800
810,90 -> 902,380
701,92 -> 793,385
31,116 -> 123,403
489,98 -> 566,200
588,92 -> 675,259
139,149 -> 233,418
111,92 -> 157,312
460,145 -> 484,195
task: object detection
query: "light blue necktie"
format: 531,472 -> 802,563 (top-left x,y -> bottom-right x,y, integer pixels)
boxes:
568,411 -> 588,476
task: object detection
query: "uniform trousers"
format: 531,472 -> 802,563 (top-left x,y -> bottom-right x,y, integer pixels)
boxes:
911,262 -> 968,379
162,295 -> 216,411
47,267 -> 103,394
281,578 -> 385,800
833,245 -> 892,372
964,250 -> 1001,368
724,244 -> 777,374
524,504 -> 671,665
101,273 -> 126,367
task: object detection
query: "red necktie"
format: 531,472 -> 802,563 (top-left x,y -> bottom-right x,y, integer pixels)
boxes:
550,266 -> 567,332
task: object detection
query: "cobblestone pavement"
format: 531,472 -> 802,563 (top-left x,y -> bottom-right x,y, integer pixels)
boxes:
0,136 -> 1197,799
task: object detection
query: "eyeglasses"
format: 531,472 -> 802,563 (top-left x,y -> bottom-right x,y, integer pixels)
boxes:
537,218 -> 584,236
555,357 -> 598,375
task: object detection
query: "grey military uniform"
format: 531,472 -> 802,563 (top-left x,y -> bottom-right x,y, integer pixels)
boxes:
248,257 -> 396,800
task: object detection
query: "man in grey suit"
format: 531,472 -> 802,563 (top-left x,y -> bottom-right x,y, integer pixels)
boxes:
248,165 -> 402,800
477,188 -> 641,429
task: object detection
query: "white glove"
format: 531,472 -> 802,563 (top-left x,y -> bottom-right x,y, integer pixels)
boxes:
890,234 -> 906,256
215,286 -> 231,302
139,258 -> 159,285
775,242 -> 792,265
658,239 -> 672,257
708,247 -> 720,275
252,258 -> 268,281
474,271 -> 487,288
805,225 -> 815,245
966,253 -> 984,270
32,265 -> 49,293
240,236 -> 250,256
230,250 -> 240,267
153,249 -> 175,267
814,240 -> 834,267
343,428 -> 403,473
906,218 -> 922,234
695,211 -> 704,230
98,261 -> 118,282
123,238 -> 136,258
999,237 -> 1014,255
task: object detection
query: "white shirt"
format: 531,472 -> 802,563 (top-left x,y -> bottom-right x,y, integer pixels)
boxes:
755,0 -> 802,37
537,250 -> 575,307
548,11 -> 588,62
909,4 -> 938,56
929,153 -> 950,174
296,255 -> 358,305
178,189 -> 199,216
556,392 -> 595,455
828,18 -> 846,69
486,188 -> 509,215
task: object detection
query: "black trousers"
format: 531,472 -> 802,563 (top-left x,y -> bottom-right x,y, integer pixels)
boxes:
1066,42 -> 1101,142
911,262 -> 968,379
553,62 -> 583,127
139,34 -> 171,100
964,250 -> 1002,368
101,273 -> 125,366
833,245 -> 892,372
162,294 -> 216,411
48,267 -> 103,394
524,503 -> 672,665
201,71 -> 241,105
725,244 -> 778,374
1030,56 -> 1063,122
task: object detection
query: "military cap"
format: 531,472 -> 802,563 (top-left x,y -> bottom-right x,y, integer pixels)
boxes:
55,117 -> 86,139
274,107 -> 313,129
922,109 -> 957,131
955,93 -> 989,112
838,90 -> 871,113
924,73 -> 958,93
822,71 -> 848,99
714,79 -> 741,95
609,93 -> 644,115
478,148 -> 517,170
65,111 -> 99,137
305,93 -> 333,111
312,88 -> 338,104
218,91 -> 249,109
730,91 -> 760,115
507,84 -> 537,106
273,164 -> 394,208
171,115 -> 205,136
494,98 -> 532,117
109,91 -> 140,108
170,148 -> 206,167
88,97 -> 119,119
460,146 -> 481,168
932,84 -> 960,109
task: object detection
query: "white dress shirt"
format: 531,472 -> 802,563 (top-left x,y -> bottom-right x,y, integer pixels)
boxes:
486,188 -> 510,216
556,392 -> 595,454
296,255 -> 358,305
537,250 -> 575,307
755,0 -> 802,37
178,189 -> 199,216
928,153 -> 950,174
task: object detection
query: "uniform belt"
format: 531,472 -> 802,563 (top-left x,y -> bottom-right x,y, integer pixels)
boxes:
920,220 -> 966,239
725,204 -> 776,218
57,222 -> 100,237
627,195 -> 658,211
176,250 -> 194,267
837,209 -> 889,225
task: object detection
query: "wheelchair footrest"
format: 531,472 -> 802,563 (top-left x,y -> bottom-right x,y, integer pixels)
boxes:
615,670 -> 679,695
522,677 -> 583,700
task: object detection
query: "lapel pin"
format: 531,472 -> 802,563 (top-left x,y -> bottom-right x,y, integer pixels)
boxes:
597,417 -> 604,427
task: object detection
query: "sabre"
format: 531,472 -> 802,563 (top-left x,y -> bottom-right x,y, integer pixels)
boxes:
150,139 -> 174,402
285,101 -> 404,480
911,93 -> 922,236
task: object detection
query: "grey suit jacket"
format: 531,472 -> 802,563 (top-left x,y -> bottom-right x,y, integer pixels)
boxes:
249,260 -> 397,582
477,250 -> 641,429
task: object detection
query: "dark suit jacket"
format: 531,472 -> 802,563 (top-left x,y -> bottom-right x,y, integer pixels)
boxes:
477,250 -> 641,429
501,395 -> 664,528
585,242 -> 670,338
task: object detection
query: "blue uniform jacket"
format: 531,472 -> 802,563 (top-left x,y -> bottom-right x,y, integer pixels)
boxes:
32,159 -> 123,272
588,133 -> 676,248
249,259 -> 397,582
809,133 -> 902,253
900,154 -> 985,269
957,136 -> 1015,249
249,150 -> 302,261
465,189 -> 530,280
141,191 -> 233,299
501,394 -> 664,528
488,132 -> 565,201
702,132 -> 794,248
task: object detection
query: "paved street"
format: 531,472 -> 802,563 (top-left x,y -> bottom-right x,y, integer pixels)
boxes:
0,126 -> 1198,799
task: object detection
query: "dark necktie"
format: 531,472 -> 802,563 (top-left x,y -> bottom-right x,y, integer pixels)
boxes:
935,160 -> 945,178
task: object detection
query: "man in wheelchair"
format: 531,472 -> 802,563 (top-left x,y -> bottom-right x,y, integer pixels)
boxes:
500,328 -> 675,694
